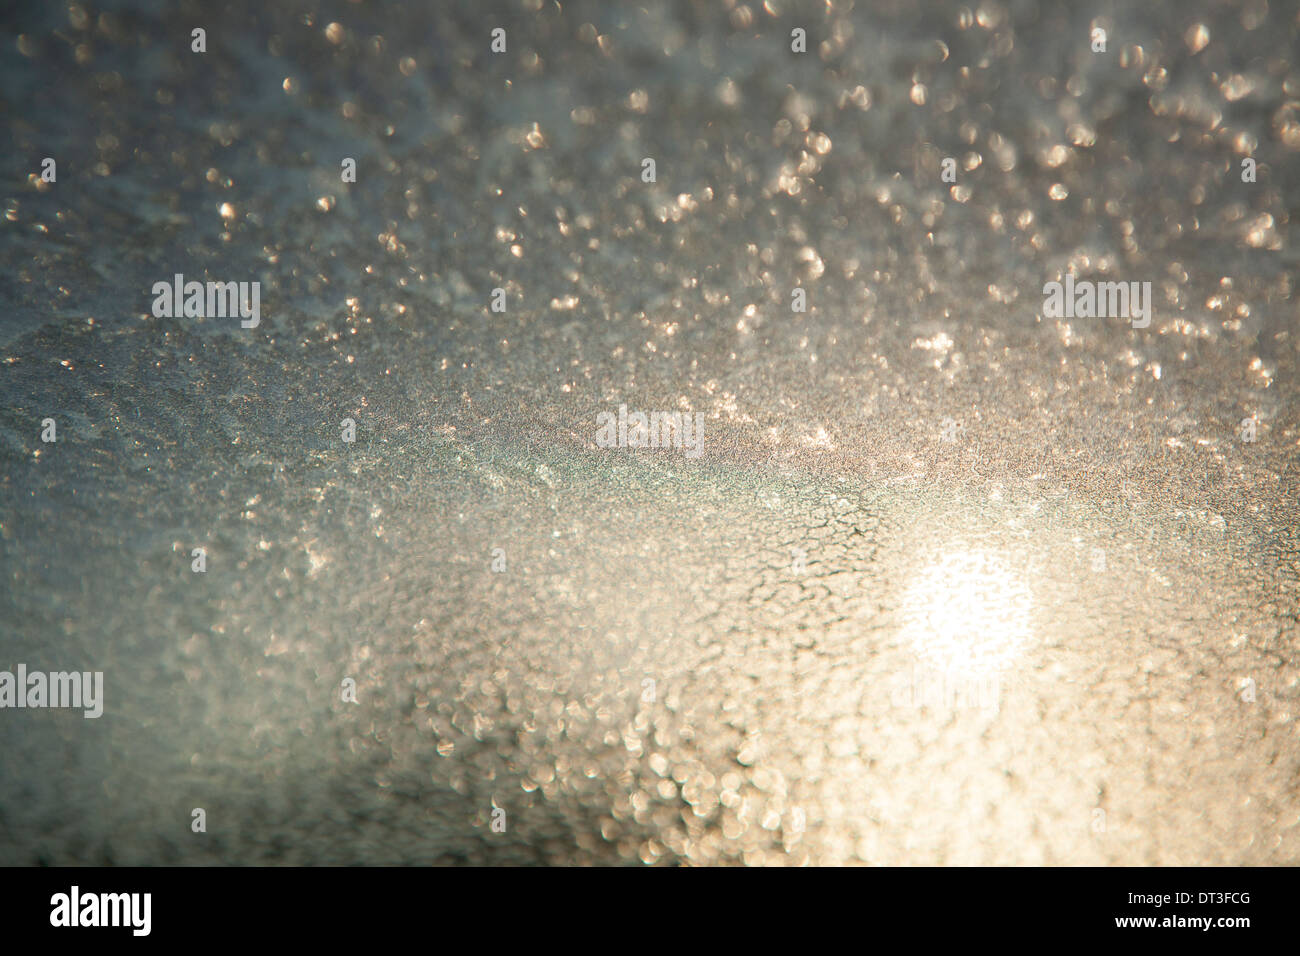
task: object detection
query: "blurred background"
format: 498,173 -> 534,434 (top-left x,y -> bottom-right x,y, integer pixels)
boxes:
1,0 -> 1298,864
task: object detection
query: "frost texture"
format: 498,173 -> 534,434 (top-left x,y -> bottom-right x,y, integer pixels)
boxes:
0,1 -> 1297,864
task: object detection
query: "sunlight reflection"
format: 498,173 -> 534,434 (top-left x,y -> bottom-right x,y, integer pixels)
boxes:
898,547 -> 1034,676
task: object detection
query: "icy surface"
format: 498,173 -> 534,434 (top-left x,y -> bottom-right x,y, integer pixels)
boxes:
1,0 -> 1298,864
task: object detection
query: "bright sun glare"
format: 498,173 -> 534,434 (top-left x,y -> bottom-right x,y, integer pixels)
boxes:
898,548 -> 1034,675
